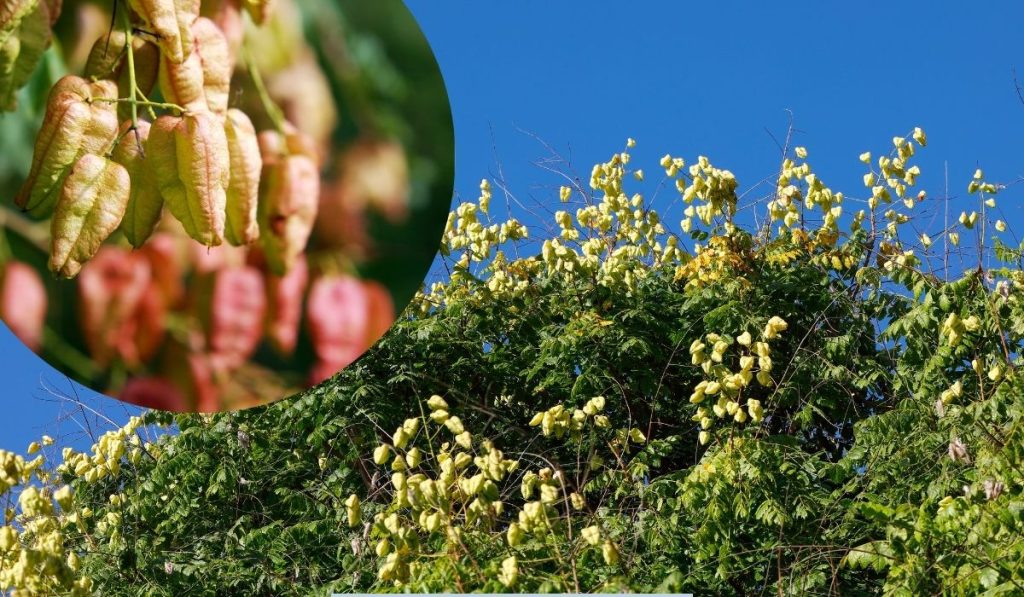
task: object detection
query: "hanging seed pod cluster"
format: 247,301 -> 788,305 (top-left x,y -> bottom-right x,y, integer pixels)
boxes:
0,0 -> 454,411
14,0 -> 317,278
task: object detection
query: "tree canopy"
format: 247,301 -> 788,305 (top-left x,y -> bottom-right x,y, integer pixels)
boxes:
4,131 -> 1024,595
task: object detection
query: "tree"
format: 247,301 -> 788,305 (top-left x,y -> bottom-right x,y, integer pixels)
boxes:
3,130 -> 1024,595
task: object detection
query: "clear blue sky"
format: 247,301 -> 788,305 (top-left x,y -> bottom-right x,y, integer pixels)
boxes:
4,1 -> 1024,452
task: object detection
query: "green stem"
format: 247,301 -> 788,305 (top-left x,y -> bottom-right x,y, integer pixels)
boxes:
241,43 -> 287,134
119,3 -> 139,129
93,97 -> 186,114
0,207 -> 50,253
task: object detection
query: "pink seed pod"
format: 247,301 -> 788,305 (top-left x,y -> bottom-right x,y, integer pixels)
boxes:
139,232 -> 186,308
262,252 -> 308,355
16,76 -> 120,217
149,111 -> 230,247
223,109 -> 262,245
257,153 -> 319,276
200,0 -> 243,62
49,154 -> 131,278
0,261 -> 47,352
77,246 -> 152,367
157,16 -> 232,114
127,0 -> 200,65
305,274 -> 370,366
131,282 -> 167,365
206,265 -> 266,368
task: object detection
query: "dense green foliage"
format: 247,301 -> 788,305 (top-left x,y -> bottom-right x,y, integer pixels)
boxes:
6,134 -> 1024,595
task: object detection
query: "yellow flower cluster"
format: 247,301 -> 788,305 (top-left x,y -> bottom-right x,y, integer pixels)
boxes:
769,156 -> 843,233
688,318 -> 788,444
677,155 -> 738,229
527,396 -> 609,439
360,395 -> 626,587
0,448 -> 92,595
442,198 -> 529,267
57,416 -> 146,483
674,235 -> 750,290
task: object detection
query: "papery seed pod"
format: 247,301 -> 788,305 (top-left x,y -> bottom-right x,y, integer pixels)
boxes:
0,261 -> 47,352
203,265 -> 266,368
199,0 -> 242,62
138,232 -> 185,306
0,0 -> 36,30
156,39 -> 205,112
77,246 -> 151,366
242,0 -> 275,24
258,125 -> 320,166
191,16 -> 231,113
262,252 -> 307,354
0,0 -> 52,111
149,112 -> 229,246
267,52 -> 337,155
119,377 -> 189,412
127,0 -> 199,65
15,76 -> 120,216
306,274 -> 370,366
50,155 -> 131,278
258,154 -> 319,275
336,139 -> 410,223
223,109 -> 261,245
84,30 -> 160,121
111,121 -> 165,248
158,16 -> 231,114
190,240 -> 245,273
241,0 -> 301,74
132,282 -> 167,364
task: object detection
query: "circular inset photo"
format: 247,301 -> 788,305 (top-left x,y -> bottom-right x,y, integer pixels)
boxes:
0,0 -> 453,412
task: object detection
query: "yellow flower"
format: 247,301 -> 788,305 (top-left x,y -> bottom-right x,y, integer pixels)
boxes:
601,540 -> 620,565
581,525 -> 602,546
498,556 -> 519,587
427,395 -> 449,411
373,444 -> 390,465
345,494 -> 361,527
54,485 -> 73,511
794,147 -> 808,159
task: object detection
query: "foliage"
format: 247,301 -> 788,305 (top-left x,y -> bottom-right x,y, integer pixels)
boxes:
4,128 -> 1024,595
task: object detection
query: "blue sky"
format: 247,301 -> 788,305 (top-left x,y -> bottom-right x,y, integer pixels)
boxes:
4,1 -> 1024,452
